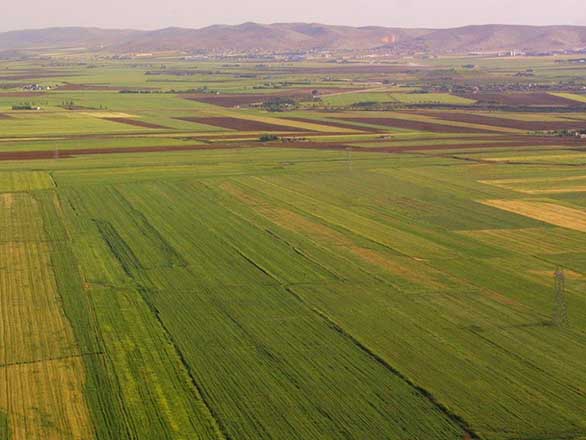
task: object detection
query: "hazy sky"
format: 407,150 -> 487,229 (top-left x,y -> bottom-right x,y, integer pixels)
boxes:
4,0 -> 586,31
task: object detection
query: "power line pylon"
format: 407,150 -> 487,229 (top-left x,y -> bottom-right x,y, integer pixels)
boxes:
553,267 -> 568,327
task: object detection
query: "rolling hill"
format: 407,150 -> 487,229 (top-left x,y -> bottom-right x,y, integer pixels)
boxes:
1,23 -> 586,54
0,27 -> 143,51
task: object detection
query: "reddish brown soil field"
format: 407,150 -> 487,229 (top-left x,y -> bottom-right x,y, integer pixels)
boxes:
0,113 -> 12,119
102,118 -> 169,129
337,117 -> 500,133
183,94 -> 266,107
459,93 -> 580,106
286,117 -> 381,132
0,144 -> 254,161
176,116 -> 308,132
0,92 -> 45,97
57,83 -> 160,91
409,111 -> 586,131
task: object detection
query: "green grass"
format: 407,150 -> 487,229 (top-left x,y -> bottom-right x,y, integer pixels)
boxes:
0,412 -> 9,440
47,177 -> 466,439
3,131 -> 586,440
2,55 -> 586,440
0,171 -> 54,191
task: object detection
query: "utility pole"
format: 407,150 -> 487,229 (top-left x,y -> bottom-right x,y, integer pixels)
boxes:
553,267 -> 568,327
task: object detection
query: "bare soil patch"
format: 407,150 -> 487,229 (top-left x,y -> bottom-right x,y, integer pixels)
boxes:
0,144 -> 248,161
459,93 -> 580,106
410,110 -> 586,131
176,116 -> 308,132
0,92 -> 45,98
286,117 -> 381,132
338,117 -> 500,133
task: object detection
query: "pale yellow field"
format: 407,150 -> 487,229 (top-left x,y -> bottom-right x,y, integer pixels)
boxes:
479,153 -> 586,164
0,194 -> 93,439
0,357 -> 92,440
0,172 -> 55,193
80,112 -> 136,118
0,242 -> 80,365
481,199 -> 586,232
550,92 -> 586,103
521,186 -> 586,194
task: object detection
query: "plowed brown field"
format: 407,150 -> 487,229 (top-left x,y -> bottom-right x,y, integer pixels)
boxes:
176,116 -> 308,132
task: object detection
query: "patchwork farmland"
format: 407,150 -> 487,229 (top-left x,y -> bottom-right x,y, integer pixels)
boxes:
0,51 -> 586,440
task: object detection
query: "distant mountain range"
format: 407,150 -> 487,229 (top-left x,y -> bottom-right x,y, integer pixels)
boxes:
2,23 -> 586,54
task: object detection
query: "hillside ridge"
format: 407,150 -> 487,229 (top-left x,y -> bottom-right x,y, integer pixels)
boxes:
2,23 -> 586,53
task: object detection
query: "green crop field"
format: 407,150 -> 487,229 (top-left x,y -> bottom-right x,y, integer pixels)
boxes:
1,52 -> 586,440
319,91 -> 476,107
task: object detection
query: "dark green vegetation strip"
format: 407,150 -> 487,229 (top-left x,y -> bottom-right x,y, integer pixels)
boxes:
35,190 -> 130,439
0,412 -> 10,440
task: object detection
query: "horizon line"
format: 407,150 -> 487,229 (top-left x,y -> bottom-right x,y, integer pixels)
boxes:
2,21 -> 586,34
